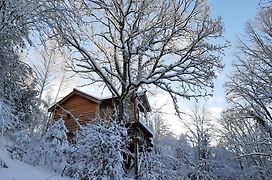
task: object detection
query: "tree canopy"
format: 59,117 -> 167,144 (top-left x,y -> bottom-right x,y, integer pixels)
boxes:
41,0 -> 227,119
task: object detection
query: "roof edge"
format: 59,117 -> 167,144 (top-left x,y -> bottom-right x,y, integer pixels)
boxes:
48,88 -> 101,112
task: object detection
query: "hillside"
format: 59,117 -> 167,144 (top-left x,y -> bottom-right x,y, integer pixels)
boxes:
0,141 -> 70,180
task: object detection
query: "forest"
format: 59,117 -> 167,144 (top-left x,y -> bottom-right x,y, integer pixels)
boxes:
0,0 -> 271,179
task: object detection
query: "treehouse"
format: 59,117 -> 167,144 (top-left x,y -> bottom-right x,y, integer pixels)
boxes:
48,88 -> 153,175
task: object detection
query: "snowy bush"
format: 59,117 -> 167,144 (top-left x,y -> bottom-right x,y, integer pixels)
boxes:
142,152 -> 189,180
10,118 -> 127,179
9,119 -> 69,172
10,131 -> 43,164
42,118 -> 69,171
141,134 -> 192,180
64,120 -> 126,179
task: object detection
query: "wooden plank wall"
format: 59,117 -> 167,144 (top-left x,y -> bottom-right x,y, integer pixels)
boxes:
52,94 -> 98,133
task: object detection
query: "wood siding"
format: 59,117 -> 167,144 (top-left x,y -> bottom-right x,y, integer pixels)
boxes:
49,89 -> 152,146
51,94 -> 99,133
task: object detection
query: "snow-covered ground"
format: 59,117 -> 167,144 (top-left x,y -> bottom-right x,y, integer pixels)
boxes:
0,141 -> 70,180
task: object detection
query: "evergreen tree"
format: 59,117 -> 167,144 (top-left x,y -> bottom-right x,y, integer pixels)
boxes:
0,0 -> 39,131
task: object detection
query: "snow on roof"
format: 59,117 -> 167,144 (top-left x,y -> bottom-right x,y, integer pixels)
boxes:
48,88 -> 151,112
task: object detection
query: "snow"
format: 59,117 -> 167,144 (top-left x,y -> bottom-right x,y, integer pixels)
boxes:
0,141 -> 71,180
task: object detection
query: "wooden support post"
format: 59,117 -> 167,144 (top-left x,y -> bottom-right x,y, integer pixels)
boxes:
134,139 -> 139,179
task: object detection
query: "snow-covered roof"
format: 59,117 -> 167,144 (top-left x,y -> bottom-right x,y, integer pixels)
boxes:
48,88 -> 151,112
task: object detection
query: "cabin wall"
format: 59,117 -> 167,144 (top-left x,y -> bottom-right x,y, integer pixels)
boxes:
51,94 -> 99,133
100,98 -> 139,122
50,92 -> 151,141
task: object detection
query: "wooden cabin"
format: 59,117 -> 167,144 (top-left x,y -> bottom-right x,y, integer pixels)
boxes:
48,88 -> 153,175
48,88 -> 153,145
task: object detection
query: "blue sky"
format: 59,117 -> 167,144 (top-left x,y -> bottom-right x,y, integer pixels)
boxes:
174,0 -> 259,110
202,0 -> 259,109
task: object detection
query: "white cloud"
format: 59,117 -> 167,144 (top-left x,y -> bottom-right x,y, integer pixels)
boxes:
149,93 -> 224,136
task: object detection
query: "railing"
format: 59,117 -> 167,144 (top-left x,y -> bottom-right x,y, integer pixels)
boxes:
138,115 -> 153,135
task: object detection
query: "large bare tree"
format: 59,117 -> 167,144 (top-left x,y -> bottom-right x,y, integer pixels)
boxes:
219,109 -> 272,179
183,106 -> 214,179
226,7 -> 272,136
223,4 -> 272,178
43,0 -> 226,120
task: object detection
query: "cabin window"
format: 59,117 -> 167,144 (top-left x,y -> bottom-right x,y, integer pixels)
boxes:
66,114 -> 71,119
